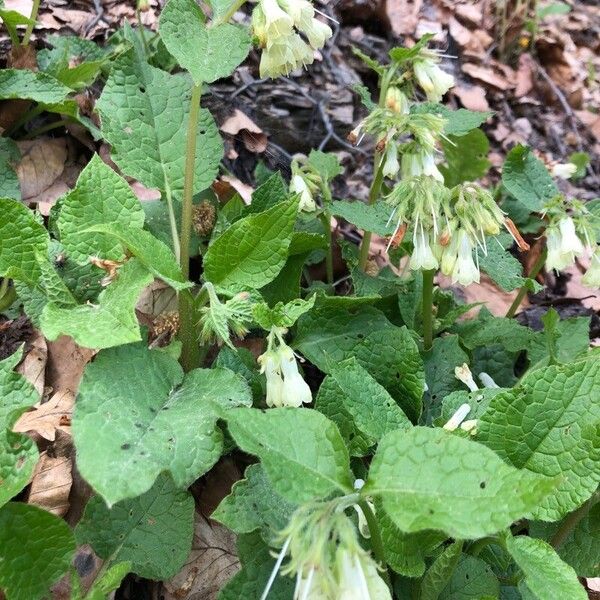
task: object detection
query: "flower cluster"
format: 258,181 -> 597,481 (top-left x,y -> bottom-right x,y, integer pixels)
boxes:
258,328 -> 312,408
263,500 -> 390,600
412,48 -> 455,102
385,180 -> 520,286
541,197 -> 599,287
197,282 -> 254,348
252,0 -> 333,78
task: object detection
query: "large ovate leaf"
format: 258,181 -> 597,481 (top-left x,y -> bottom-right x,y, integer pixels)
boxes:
0,138 -> 20,199
74,340 -> 251,505
478,232 -> 530,292
226,408 -> 353,503
439,555 -> 500,600
0,69 -> 71,103
57,155 -> 145,263
440,129 -> 491,186
0,503 -> 75,600
505,535 -> 586,600
0,198 -> 49,284
97,42 -> 223,199
477,358 -> 600,521
419,540 -> 463,600
204,198 -> 298,290
212,463 -> 297,544
330,200 -> 396,236
295,302 -> 424,421
0,350 -> 40,508
41,258 -> 154,349
159,0 -> 251,84
76,475 -> 194,580
364,427 -> 556,539
316,358 -> 412,456
502,145 -> 558,211
82,223 -> 190,291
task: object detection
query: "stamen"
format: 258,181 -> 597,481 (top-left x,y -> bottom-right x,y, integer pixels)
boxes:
260,536 -> 291,600
300,567 -> 315,600
313,8 -> 340,24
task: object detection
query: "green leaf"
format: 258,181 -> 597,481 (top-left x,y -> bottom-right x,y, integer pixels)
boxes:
331,200 -> 396,236
364,427 -> 556,539
316,358 -> 412,455
219,532 -> 294,600
82,224 -> 190,291
97,44 -> 223,199
0,349 -> 40,508
226,407 -> 353,503
0,503 -> 75,600
214,346 -> 264,402
502,145 -> 558,211
505,535 -> 586,600
0,198 -> 49,284
537,1 -> 571,18
295,302 -> 424,422
308,150 -> 343,183
57,155 -> 145,263
204,198 -> 298,291
420,540 -> 463,600
440,388 -> 505,423
529,502 -> 600,577
0,9 -> 33,44
477,358 -> 600,521
478,233 -> 529,292
41,258 -> 154,349
74,340 -> 251,505
440,555 -> 500,600
253,295 -> 315,330
389,35 -> 434,63
76,474 -> 194,580
440,129 -> 491,186
0,69 -> 71,103
413,103 -> 493,136
422,335 -> 469,422
83,562 -> 131,600
0,138 -> 21,199
567,152 -> 589,179
377,500 -> 444,577
245,172 -> 288,215
212,463 -> 297,544
159,0 -> 251,84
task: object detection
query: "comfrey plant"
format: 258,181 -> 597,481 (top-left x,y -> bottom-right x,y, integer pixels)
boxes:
0,1 -> 599,599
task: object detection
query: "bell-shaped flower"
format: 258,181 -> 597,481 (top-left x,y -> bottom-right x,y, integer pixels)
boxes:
382,144 -> 400,178
290,174 -> 316,212
582,249 -> 600,289
413,57 -> 455,102
440,229 -> 460,276
558,217 -> 585,257
401,151 -> 444,182
259,34 -> 314,78
451,230 -> 480,286
278,0 -> 332,50
551,162 -> 577,179
258,350 -> 286,408
545,218 -> 586,272
410,226 -> 439,271
279,345 -> 312,407
261,0 -> 294,39
385,87 -> 409,114
336,547 -> 391,600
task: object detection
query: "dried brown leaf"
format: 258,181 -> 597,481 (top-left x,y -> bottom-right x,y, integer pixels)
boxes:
462,63 -> 513,91
27,450 -> 72,517
45,336 -> 96,394
16,330 -> 46,397
14,389 -> 74,442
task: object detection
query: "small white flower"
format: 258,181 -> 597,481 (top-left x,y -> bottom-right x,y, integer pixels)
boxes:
460,419 -> 478,434
382,144 -> 400,178
440,230 -> 460,276
455,363 -> 478,392
451,230 -> 480,286
551,163 -> 577,179
261,0 -> 294,38
385,87 -> 409,114
582,250 -> 600,289
410,227 -> 439,271
413,58 -> 455,102
545,227 -> 572,271
478,372 -> 499,388
336,548 -> 392,600
279,345 -> 312,407
443,402 -> 471,431
259,350 -> 285,407
290,174 -> 316,212
558,217 -> 585,257
545,218 -> 586,272
401,151 -> 444,182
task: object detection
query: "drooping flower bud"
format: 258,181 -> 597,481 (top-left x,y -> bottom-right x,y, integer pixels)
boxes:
385,87 -> 409,114
451,230 -> 480,286
413,52 -> 455,102
582,248 -> 600,289
382,143 -> 400,178
290,174 -> 316,212
401,150 -> 444,182
410,225 -> 439,271
551,162 -> 577,179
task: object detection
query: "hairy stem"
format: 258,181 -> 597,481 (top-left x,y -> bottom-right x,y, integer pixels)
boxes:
505,248 -> 547,318
319,213 -> 334,284
551,491 -> 599,550
178,84 -> 203,372
23,0 -> 41,46
358,500 -> 392,590
467,536 -> 498,557
217,0 -> 246,24
164,182 -> 180,263
357,157 -> 385,270
422,269 -> 435,351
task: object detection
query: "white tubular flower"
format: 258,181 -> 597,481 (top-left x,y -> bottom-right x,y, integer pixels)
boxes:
545,227 -> 571,271
261,0 -> 294,38
455,363 -> 478,392
440,229 -> 460,276
582,250 -> 600,289
278,0 -> 332,50
451,230 -> 480,286
382,144 -> 400,178
336,547 -> 392,600
413,58 -> 455,102
558,217 -> 585,257
410,227 -> 439,271
279,345 -> 313,407
385,87 -> 409,114
401,151 -> 444,182
259,35 -> 314,78
259,350 -> 285,407
290,174 -> 316,212
551,163 -> 577,179
479,372 -> 500,388
443,402 -> 471,431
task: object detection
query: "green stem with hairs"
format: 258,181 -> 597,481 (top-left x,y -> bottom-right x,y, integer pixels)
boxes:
0,280 -> 16,313
217,0 -> 246,24
505,248 -> 547,318
422,269 -> 435,351
357,158 -> 385,270
551,491 -> 599,550
22,0 -> 41,46
22,118 -> 71,140
319,183 -> 334,285
178,84 -> 203,372
358,500 -> 392,590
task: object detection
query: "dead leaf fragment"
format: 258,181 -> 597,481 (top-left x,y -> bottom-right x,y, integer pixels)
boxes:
27,451 -> 72,516
453,85 -> 490,112
462,64 -> 513,91
515,53 -> 535,98
16,331 -> 47,397
14,389 -> 74,442
220,109 -> 268,153
45,336 -> 96,395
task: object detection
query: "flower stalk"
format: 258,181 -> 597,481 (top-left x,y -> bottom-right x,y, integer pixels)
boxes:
422,268 -> 435,351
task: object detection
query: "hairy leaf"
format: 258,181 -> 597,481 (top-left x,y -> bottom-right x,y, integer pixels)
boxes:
0,69 -> 71,103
